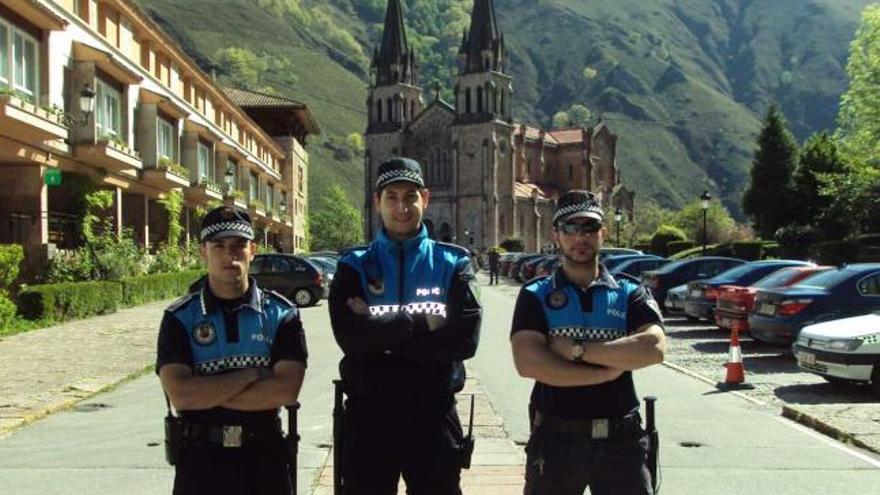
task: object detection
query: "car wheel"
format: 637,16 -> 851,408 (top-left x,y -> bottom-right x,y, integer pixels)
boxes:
293,288 -> 315,307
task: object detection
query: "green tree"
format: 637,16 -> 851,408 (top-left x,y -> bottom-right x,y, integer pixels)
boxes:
213,47 -> 267,87
791,132 -> 847,226
671,199 -> 738,245
308,185 -> 363,251
552,111 -> 571,128
742,104 -> 799,239
568,104 -> 592,127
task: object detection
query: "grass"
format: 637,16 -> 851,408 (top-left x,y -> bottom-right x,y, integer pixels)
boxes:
0,318 -> 53,338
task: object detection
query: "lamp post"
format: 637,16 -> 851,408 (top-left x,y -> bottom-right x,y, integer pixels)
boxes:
62,84 -> 96,126
224,164 -> 235,199
700,190 -> 711,254
614,207 -> 623,247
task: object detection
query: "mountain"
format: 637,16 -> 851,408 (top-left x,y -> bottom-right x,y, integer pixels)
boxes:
134,0 -> 871,219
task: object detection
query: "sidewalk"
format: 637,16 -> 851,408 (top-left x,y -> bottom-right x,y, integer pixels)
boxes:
311,374 -> 525,494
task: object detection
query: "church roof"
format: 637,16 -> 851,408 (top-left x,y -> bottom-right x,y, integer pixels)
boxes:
373,0 -> 417,85
515,125 -> 558,144
514,181 -> 560,200
460,0 -> 504,74
547,127 -> 587,144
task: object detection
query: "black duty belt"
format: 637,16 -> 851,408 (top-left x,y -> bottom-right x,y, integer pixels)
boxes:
533,410 -> 641,440
185,420 -> 282,448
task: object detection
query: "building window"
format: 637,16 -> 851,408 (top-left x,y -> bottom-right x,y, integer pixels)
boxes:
477,87 -> 483,113
249,171 -> 258,202
0,22 -> 39,101
157,118 -> 175,160
227,158 -> 237,190
298,165 -> 304,192
197,142 -> 211,183
465,88 -> 472,114
96,79 -> 122,139
266,184 -> 273,210
376,99 -> 382,123
387,98 -> 393,123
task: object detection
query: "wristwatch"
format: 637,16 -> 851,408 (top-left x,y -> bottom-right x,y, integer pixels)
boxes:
570,341 -> 585,362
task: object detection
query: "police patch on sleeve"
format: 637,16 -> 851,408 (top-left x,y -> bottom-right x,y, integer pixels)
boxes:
546,290 -> 569,310
192,322 -> 217,346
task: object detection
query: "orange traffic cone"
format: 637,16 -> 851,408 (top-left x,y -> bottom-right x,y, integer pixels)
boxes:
717,327 -> 755,390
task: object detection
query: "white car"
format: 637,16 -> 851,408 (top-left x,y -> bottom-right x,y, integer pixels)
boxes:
793,311 -> 880,395
664,284 -> 688,315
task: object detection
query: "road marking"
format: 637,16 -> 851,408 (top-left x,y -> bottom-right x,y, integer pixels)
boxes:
773,415 -> 880,468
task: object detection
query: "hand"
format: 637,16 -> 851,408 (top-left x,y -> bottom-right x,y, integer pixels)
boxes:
347,297 -> 369,315
548,336 -> 575,360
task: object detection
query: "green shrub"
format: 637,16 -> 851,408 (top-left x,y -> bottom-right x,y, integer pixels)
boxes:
732,241 -> 766,261
666,240 -> 696,256
120,270 -> 204,307
0,244 -> 24,290
651,225 -> 688,257
0,293 -> 16,330
634,241 -> 653,253
500,238 -> 525,252
809,240 -> 861,265
18,281 -> 122,322
775,225 -> 819,260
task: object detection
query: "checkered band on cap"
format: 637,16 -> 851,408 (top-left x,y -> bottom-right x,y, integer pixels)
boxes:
552,201 -> 604,225
375,169 -> 425,189
200,220 -> 254,242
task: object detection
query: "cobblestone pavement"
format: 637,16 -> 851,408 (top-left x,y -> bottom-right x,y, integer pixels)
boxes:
0,300 -> 170,436
662,315 -> 880,453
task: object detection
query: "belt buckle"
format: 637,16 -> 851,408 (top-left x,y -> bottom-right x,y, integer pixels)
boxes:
222,425 -> 243,447
591,419 -> 609,439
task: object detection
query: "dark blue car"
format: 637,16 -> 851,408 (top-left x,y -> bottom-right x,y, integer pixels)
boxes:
642,257 -> 745,311
683,260 -> 813,321
749,263 -> 880,345
609,257 -> 670,279
603,254 -> 663,271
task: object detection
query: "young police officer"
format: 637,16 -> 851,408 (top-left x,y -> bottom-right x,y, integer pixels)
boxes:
329,157 -> 482,494
157,205 -> 307,495
510,190 -> 666,495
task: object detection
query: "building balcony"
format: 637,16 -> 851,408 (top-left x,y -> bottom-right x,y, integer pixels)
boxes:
184,180 -> 224,203
141,159 -> 191,190
247,200 -> 267,220
0,94 -> 69,144
74,137 -> 143,175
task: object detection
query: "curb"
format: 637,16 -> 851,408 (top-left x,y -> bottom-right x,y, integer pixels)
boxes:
781,405 -> 879,455
0,365 -> 153,439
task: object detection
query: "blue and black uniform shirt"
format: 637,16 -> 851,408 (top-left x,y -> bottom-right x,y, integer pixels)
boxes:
510,265 -> 663,420
156,278 -> 308,425
329,225 -> 482,401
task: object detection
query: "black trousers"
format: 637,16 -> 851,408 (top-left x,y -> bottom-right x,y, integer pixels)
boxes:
523,416 -> 653,495
173,438 -> 291,495
341,397 -> 464,495
489,269 -> 499,284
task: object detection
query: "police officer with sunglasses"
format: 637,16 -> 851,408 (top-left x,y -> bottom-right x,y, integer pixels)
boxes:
510,190 -> 666,495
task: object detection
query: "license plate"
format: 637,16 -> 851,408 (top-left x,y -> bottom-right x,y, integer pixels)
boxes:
798,352 -> 816,366
690,290 -> 701,298
758,303 -> 775,315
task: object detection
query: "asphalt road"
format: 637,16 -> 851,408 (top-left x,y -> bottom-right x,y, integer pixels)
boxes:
1,278 -> 879,494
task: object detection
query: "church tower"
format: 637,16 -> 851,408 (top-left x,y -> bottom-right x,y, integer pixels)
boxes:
451,0 -> 514,249
364,0 -> 423,238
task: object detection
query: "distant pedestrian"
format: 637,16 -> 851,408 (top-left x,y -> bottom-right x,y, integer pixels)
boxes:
488,248 -> 501,285
157,205 -> 307,495
329,157 -> 482,494
510,190 -> 666,495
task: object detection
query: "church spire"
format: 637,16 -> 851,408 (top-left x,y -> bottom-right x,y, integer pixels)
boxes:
372,0 -> 417,86
460,0 -> 504,74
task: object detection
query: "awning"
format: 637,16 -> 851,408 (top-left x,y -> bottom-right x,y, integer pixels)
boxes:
73,42 -> 142,85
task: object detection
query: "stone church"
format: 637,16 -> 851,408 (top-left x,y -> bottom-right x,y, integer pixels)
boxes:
364,0 -> 634,251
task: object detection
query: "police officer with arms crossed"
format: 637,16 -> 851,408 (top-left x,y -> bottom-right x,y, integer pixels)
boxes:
157,205 -> 308,495
510,190 -> 666,495
329,157 -> 482,495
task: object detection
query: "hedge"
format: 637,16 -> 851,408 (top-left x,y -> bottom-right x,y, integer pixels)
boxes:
666,240 -> 696,256
0,294 -> 15,330
0,244 -> 23,290
651,225 -> 688,257
120,270 -> 204,307
18,281 -> 123,322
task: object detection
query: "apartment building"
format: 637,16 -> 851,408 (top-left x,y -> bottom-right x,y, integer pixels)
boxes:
0,0 -> 319,278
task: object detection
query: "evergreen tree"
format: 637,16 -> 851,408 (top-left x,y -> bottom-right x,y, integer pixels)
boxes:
791,132 -> 846,226
742,104 -> 799,239
308,185 -> 364,251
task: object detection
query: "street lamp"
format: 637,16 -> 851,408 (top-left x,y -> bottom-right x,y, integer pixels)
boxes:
700,190 -> 711,254
224,164 -> 235,197
62,84 -> 96,126
614,207 -> 623,247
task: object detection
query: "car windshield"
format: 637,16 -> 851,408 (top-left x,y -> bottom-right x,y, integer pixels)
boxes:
794,268 -> 853,289
708,263 -> 759,281
752,268 -> 799,289
654,259 -> 687,273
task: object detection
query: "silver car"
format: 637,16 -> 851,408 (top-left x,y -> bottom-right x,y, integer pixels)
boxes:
664,284 -> 688,315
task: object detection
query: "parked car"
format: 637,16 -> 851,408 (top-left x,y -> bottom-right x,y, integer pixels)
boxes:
306,256 -> 338,286
642,256 -> 745,311
749,263 -> 880,345
534,256 -> 560,278
664,284 -> 689,316
510,254 -> 544,282
249,254 -> 325,307
602,254 -> 662,271
715,266 -> 831,333
599,247 -> 643,263
499,252 -> 523,277
609,257 -> 671,279
683,260 -> 813,321
519,255 -> 551,282
793,311 -> 880,395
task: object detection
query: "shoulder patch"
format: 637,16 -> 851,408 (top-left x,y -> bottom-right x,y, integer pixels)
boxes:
165,292 -> 198,313
524,274 -> 551,287
434,241 -> 471,258
613,272 -> 643,286
265,289 -> 295,308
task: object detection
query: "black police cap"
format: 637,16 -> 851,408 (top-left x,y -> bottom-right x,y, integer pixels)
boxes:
199,205 -> 255,243
375,157 -> 425,190
553,190 -> 605,226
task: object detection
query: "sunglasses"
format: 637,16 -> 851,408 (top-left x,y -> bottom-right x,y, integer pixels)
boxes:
558,221 -> 603,235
